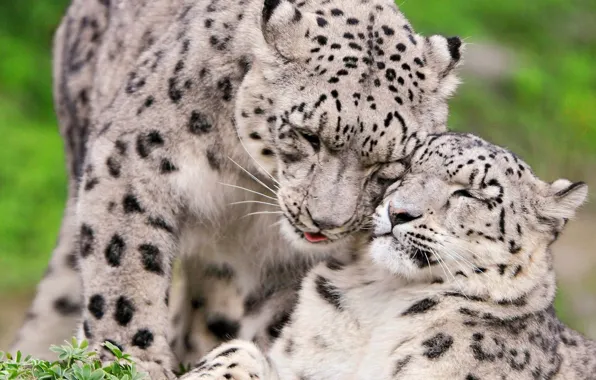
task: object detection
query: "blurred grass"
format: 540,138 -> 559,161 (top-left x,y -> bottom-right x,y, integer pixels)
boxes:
0,0 -> 69,291
0,98 -> 66,290
0,1 -> 594,329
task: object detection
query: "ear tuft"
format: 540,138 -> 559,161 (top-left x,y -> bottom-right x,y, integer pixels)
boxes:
552,180 -> 586,197
543,180 -> 588,221
423,35 -> 464,99
425,35 -> 464,75
553,180 -> 588,209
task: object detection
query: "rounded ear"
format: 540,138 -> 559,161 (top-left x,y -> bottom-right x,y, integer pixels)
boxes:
425,35 -> 464,73
260,0 -> 314,61
543,180 -> 588,220
262,0 -> 284,24
424,35 -> 464,97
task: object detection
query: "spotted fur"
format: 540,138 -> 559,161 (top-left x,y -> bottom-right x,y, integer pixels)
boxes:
12,0 -> 462,377
184,133 -> 595,380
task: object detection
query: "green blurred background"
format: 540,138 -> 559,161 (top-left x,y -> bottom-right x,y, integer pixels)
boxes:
0,0 -> 595,348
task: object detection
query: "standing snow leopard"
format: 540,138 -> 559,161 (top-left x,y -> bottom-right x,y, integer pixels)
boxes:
184,132 -> 595,380
11,0 -> 464,377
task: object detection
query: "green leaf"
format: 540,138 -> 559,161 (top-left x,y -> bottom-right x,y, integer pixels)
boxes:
0,336 -> 148,380
89,369 -> 106,380
49,345 -> 66,355
102,341 -> 123,359
50,364 -> 63,376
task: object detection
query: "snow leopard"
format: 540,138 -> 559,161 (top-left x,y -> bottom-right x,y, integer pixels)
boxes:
183,132 -> 595,380
11,0 -> 463,377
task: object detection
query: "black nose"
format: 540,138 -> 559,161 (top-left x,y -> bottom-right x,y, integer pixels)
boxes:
388,204 -> 422,228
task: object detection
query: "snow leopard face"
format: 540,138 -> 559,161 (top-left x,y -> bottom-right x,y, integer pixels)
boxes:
371,133 -> 587,288
236,0 -> 463,249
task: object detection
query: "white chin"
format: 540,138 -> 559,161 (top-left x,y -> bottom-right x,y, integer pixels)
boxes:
279,219 -> 354,256
369,236 -> 419,279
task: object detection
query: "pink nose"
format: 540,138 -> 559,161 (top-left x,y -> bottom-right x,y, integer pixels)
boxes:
388,202 -> 407,217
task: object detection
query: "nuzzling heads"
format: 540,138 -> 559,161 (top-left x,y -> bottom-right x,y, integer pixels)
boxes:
235,0 -> 464,249
372,133 -> 587,300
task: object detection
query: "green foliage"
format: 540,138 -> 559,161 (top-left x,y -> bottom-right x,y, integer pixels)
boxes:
0,338 -> 147,380
0,0 -> 69,293
174,363 -> 192,378
0,98 -> 66,291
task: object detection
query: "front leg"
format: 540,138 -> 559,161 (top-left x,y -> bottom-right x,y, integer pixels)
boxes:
77,139 -> 180,378
180,340 -> 279,380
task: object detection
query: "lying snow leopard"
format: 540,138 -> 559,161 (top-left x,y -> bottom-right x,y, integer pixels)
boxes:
12,0 -> 464,377
182,132 -> 596,380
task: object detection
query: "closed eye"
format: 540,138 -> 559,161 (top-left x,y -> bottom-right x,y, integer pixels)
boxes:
375,160 -> 408,180
299,131 -> 321,152
452,189 -> 476,199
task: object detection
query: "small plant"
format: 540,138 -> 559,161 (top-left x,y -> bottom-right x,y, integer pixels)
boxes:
173,362 -> 191,378
0,338 -> 147,380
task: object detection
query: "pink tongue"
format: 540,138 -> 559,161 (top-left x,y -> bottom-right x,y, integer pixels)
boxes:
304,232 -> 328,243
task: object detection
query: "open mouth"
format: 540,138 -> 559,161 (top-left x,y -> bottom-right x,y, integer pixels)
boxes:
287,222 -> 348,245
303,232 -> 329,243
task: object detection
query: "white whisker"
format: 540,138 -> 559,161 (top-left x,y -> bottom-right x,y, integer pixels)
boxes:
241,211 -> 284,219
435,254 -> 460,292
431,246 -> 451,288
438,246 -> 477,272
227,156 -> 278,193
423,247 -> 433,279
235,130 -> 281,187
434,237 -> 483,271
218,182 -> 278,201
268,220 -> 284,229
230,200 -> 281,208
432,248 -> 469,300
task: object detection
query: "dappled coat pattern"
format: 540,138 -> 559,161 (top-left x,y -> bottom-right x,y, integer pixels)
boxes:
12,0 -> 462,377
183,133 -> 596,380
